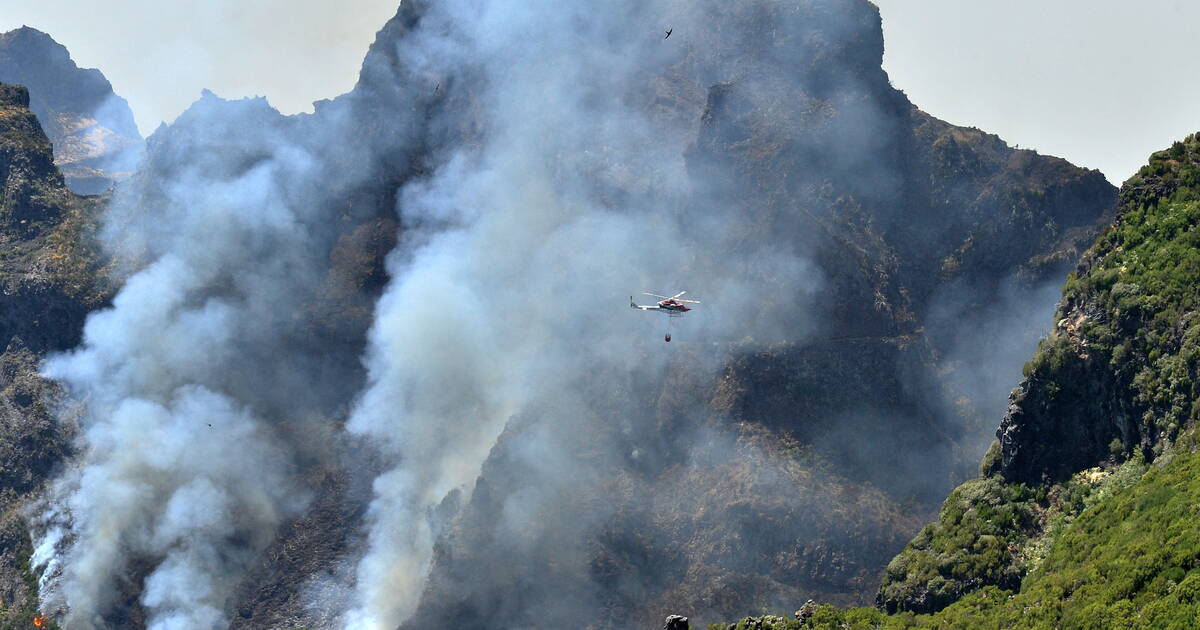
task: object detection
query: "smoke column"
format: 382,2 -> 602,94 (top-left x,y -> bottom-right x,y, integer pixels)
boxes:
341,1 -> 825,626
31,93 -> 372,629
344,2 -> 680,623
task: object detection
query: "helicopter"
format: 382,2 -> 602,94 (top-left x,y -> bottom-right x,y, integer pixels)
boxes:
630,291 -> 700,342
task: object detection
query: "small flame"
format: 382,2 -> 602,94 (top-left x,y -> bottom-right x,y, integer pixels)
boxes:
32,615 -> 47,628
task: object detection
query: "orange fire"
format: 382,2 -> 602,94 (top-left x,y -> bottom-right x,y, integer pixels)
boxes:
32,615 -> 47,628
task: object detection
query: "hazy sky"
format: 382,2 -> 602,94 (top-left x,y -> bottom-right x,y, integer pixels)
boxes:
2,0 -> 1197,183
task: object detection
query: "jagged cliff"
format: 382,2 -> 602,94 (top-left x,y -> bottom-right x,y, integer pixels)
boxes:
0,27 -> 142,194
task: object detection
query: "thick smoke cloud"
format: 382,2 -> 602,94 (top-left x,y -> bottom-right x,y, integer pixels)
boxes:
343,2 -> 686,622
341,1 -> 834,627
31,93 -> 373,628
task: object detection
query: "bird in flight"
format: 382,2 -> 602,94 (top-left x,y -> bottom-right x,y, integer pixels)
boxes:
665,28 -> 673,39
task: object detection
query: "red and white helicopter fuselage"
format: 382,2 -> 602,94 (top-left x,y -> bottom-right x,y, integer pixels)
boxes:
631,291 -> 700,341
630,291 -> 699,316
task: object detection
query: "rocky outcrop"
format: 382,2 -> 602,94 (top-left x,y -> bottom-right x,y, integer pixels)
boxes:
0,27 -> 143,194
992,352 -> 1136,486
988,136 -> 1200,485
0,83 -> 104,349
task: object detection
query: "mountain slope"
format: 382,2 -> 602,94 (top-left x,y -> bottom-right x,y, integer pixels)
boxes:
872,132 -> 1200,618
729,439 -> 1200,628
0,82 -> 104,630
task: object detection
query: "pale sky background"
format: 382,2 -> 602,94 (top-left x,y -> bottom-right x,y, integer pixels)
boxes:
873,0 -> 1200,184
1,0 -> 1198,184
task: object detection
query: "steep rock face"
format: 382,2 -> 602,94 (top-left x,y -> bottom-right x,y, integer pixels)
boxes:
879,133 -> 1200,616
0,83 -> 103,351
0,27 -> 143,194
0,82 -> 103,629
0,83 -> 62,226
992,138 -> 1200,485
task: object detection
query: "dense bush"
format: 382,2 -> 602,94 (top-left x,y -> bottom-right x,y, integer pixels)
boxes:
876,476 -> 1036,613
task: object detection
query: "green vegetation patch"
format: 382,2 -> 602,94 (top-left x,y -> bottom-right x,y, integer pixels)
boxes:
876,452 -> 1148,616
1059,134 -> 1200,440
876,475 -> 1037,614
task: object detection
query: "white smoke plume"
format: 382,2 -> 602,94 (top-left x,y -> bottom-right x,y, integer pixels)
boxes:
31,93 -> 365,629
341,1 -> 825,627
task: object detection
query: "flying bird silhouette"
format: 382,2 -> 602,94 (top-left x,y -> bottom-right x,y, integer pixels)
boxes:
665,28 -> 672,39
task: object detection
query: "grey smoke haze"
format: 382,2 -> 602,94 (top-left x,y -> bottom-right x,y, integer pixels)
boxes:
339,0 -> 942,626
927,274 -> 1067,446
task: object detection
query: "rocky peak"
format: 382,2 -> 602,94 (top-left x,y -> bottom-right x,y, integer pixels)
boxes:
396,0 -> 1115,627
0,26 -> 143,194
